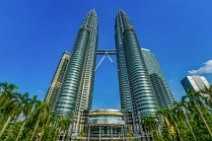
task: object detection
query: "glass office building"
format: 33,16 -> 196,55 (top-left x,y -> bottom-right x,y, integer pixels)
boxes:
142,48 -> 174,108
181,75 -> 210,93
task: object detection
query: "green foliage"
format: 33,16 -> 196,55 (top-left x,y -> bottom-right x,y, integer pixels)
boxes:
127,131 -> 133,137
147,85 -> 212,140
0,82 -> 72,141
79,131 -> 86,137
0,82 -> 212,140
161,123 -> 172,141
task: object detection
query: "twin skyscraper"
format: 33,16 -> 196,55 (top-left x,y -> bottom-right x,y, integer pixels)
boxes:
45,10 -> 174,134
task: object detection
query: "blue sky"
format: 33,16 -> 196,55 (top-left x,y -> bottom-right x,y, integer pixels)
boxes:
0,0 -> 212,109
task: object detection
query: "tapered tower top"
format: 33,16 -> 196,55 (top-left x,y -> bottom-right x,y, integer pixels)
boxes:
118,10 -> 127,15
89,9 -> 97,15
115,10 -> 133,30
81,9 -> 98,29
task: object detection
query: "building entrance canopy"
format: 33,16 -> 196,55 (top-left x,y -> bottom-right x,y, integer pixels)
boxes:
88,109 -> 125,125
87,109 -> 125,138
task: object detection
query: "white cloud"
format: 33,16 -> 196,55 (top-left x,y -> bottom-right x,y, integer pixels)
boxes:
188,60 -> 212,75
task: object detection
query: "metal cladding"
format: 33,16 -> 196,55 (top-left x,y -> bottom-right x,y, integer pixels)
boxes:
115,11 -> 158,117
55,10 -> 98,117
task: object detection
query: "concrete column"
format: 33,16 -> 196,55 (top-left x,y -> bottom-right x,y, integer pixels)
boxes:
99,126 -> 101,141
111,125 -> 113,140
122,126 -> 125,141
87,124 -> 90,141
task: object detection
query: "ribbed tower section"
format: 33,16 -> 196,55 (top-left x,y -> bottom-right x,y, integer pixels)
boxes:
115,11 -> 158,118
115,11 -> 134,131
55,10 -> 98,119
115,12 -> 133,113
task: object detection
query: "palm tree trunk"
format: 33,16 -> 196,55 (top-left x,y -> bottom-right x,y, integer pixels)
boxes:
30,119 -> 40,141
173,121 -> 182,141
38,125 -> 45,141
163,117 -> 172,140
182,111 -> 197,141
0,116 -> 12,138
51,128 -> 57,140
52,126 -> 59,141
39,114 -> 51,141
15,121 -> 26,141
192,99 -> 212,137
51,121 -> 58,140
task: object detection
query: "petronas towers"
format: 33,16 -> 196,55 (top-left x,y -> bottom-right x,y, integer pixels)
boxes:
45,10 -> 174,133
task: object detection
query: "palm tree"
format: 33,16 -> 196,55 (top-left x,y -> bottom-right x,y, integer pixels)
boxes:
0,82 -> 18,110
200,85 -> 212,108
157,108 -> 174,140
3,93 -> 30,140
0,93 -> 22,138
173,101 -> 197,141
140,116 -> 159,141
185,91 -> 212,137
30,102 -> 50,141
38,103 -> 51,141
15,95 -> 37,141
50,114 -> 61,140
167,109 -> 183,141
61,117 -> 72,141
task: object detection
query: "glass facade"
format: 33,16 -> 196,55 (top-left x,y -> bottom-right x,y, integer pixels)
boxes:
115,11 -> 158,116
115,11 -> 158,133
54,10 -> 98,130
181,75 -> 210,93
142,48 -> 174,108
46,10 -> 174,136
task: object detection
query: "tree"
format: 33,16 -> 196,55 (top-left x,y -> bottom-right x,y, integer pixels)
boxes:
140,116 -> 161,141
0,82 -> 18,111
185,91 -> 212,137
0,93 -> 22,138
1,82 -> 212,140
59,116 -> 72,141
173,101 -> 197,141
29,102 -> 51,141
200,85 -> 212,108
157,109 -> 174,140
15,95 -> 37,141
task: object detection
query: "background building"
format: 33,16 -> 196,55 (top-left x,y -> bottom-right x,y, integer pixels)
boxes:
45,51 -> 70,109
142,48 -> 174,108
181,75 -> 210,93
